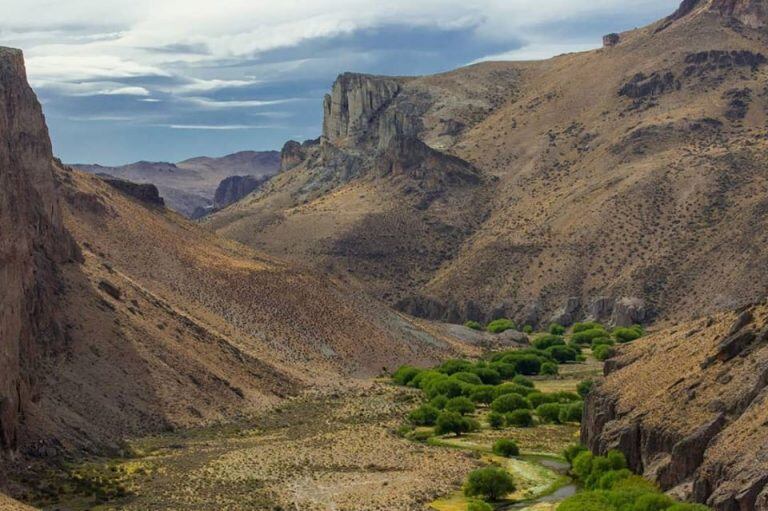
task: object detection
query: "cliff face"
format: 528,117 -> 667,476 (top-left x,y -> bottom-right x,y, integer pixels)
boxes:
669,0 -> 768,26
213,174 -> 269,209
582,304 -> 768,510
0,47 -> 77,453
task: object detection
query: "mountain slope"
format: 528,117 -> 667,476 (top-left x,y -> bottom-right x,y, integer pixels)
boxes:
74,150 -> 280,217
207,1 -> 768,327
583,302 -> 768,510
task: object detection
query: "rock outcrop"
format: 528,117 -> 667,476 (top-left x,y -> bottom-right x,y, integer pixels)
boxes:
667,0 -> 768,27
99,176 -> 165,206
0,47 -> 78,453
213,174 -> 269,209
603,33 -> 621,47
582,304 -> 768,510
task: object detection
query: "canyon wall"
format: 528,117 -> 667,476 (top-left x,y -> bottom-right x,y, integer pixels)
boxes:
0,47 -> 78,453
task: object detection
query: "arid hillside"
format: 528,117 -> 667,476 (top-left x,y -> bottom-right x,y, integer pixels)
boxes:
0,46 -> 474,465
208,0 -> 768,328
583,301 -> 768,510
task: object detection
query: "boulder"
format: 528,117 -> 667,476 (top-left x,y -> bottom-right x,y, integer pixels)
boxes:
603,33 -> 621,47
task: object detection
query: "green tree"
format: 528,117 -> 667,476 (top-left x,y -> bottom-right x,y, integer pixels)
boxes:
407,404 -> 439,426
434,411 -> 478,436
487,411 -> 505,429
505,409 -> 534,427
491,394 -> 531,413
492,439 -> 520,457
392,365 -> 421,386
549,323 -> 566,335
446,396 -> 476,415
464,467 -> 516,501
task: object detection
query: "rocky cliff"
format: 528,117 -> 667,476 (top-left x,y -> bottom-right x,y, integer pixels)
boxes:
582,303 -> 768,510
213,174 -> 269,209
0,47 -> 78,454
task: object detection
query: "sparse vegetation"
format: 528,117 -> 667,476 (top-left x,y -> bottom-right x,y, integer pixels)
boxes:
492,438 -> 520,457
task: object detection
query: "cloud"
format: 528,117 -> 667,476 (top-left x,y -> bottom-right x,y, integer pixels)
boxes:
183,96 -> 302,109
164,123 -> 277,130
98,86 -> 150,96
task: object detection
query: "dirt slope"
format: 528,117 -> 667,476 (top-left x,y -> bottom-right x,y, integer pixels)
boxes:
208,0 -> 768,327
582,302 -> 768,510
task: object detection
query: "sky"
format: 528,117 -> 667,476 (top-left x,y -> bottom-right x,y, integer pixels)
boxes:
1,1 -> 677,165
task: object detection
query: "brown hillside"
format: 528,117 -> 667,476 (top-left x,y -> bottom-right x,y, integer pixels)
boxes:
582,302 -> 768,510
208,1 -> 768,328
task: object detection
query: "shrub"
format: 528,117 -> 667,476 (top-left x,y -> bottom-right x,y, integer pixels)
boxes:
532,334 -> 566,350
467,500 -> 493,511
541,362 -> 559,375
471,367 -> 502,385
505,409 -> 534,427
596,468 -> 632,490
607,450 -> 628,470
593,344 -> 614,361
591,337 -> 615,349
469,385 -> 497,404
487,318 -> 516,334
512,355 -> 543,375
434,411 -> 478,436
465,320 -> 483,331
666,505 -> 711,511
527,392 -> 557,408
489,362 -> 517,378
631,493 -> 673,511
487,411 -> 505,429
571,451 -> 595,480
546,344 -> 579,363
410,370 -> 443,389
572,328 -> 610,345
393,365 -> 421,386
452,372 -> 484,385
613,327 -> 643,343
493,438 -> 520,457
491,394 -> 531,413
438,359 -> 474,375
558,401 -> 583,423
407,404 -> 439,426
512,375 -> 535,388
424,377 -> 464,399
446,396 -> 476,415
577,379 -> 594,398
536,403 -> 563,424
557,492 -> 614,511
464,467 -> 516,501
573,321 -> 604,333
522,324 -> 534,334
563,444 -> 587,463
430,395 -> 448,410
549,323 -> 566,335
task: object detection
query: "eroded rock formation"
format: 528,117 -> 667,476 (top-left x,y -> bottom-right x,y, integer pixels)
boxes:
0,47 -> 78,453
213,175 -> 269,209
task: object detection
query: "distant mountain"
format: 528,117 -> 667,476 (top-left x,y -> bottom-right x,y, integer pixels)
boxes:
72,150 -> 280,217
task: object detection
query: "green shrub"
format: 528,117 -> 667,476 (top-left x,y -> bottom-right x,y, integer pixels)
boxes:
465,320 -> 483,331
563,444 -> 587,463
532,334 -> 565,350
407,405 -> 439,426
572,450 -> 595,480
572,328 -> 610,345
471,367 -> 502,385
522,325 -> 534,334
546,344 -> 579,363
467,500 -> 493,511
607,450 -> 627,470
446,396 -> 476,415
464,467 -> 516,501
593,344 -> 615,361
552,391 -> 582,403
408,429 -> 433,443
505,409 -> 534,427
434,411 -> 479,436
491,393 -> 531,413
512,375 -> 534,388
596,468 -> 632,490
591,337 -> 615,348
430,395 -> 448,410
492,438 -> 520,457
573,321 -> 604,333
549,323 -> 566,335
410,370 -> 443,389
452,372 -> 484,385
557,492 -> 614,511
469,385 -> 497,404
528,392 -> 557,408
577,379 -> 594,398
489,362 -> 517,378
487,411 -> 505,429
558,401 -> 583,423
424,377 -> 464,399
613,327 -> 643,343
536,403 -> 563,424
439,359 -> 474,375
541,362 -> 559,375
393,365 -> 421,386
487,318 -> 516,334
666,505 -> 711,511
631,493 -> 673,511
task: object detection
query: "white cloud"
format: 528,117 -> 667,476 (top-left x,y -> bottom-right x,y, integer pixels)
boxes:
99,86 -> 151,96
165,123 -> 276,130
183,96 -> 300,109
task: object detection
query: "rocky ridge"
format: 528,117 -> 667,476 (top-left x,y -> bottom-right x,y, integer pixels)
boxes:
582,303 -> 768,510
